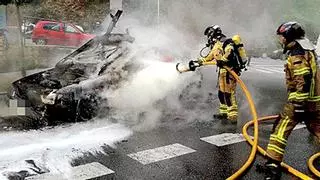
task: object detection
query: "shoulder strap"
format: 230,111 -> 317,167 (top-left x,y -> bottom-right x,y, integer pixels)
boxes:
222,38 -> 233,50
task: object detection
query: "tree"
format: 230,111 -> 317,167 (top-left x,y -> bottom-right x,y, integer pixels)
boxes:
2,0 -> 32,76
20,0 -> 110,32
40,0 -> 109,31
0,0 -> 12,5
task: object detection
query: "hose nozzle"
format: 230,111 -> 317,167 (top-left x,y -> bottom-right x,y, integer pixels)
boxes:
176,63 -> 190,73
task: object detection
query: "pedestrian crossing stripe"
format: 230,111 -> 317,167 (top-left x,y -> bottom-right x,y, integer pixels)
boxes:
253,67 -> 283,73
249,64 -> 284,67
248,66 -> 284,74
252,68 -> 273,74
127,143 -> 196,165
25,162 -> 114,180
200,133 -> 250,147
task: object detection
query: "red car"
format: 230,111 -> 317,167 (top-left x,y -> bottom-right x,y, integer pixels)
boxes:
31,21 -> 95,47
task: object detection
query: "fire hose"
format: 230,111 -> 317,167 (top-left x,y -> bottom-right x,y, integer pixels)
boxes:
243,116 -> 317,179
176,61 -> 319,179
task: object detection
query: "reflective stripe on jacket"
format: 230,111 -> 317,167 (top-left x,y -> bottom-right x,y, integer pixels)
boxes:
285,41 -> 320,102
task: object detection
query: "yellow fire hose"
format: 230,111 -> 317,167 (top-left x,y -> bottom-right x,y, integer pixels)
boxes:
176,61 -> 259,179
308,152 -> 320,177
176,61 -> 320,179
242,116 -> 315,179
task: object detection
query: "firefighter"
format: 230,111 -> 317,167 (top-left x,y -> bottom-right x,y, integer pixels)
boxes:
190,25 -> 247,122
262,22 -> 320,180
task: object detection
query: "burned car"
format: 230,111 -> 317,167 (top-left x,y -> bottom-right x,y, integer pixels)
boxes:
1,10 -> 136,129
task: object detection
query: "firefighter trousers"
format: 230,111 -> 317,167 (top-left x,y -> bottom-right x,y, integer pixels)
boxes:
266,102 -> 320,162
217,70 -> 238,120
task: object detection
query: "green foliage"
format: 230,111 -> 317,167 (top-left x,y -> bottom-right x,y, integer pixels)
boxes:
267,0 -> 320,41
0,0 -> 33,5
20,0 -> 110,32
0,0 -> 12,5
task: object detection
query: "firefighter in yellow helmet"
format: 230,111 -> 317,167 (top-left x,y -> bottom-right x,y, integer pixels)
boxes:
260,22 -> 320,180
190,25 -> 247,122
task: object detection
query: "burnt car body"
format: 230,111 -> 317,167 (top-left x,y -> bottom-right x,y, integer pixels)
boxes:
2,10 -> 136,129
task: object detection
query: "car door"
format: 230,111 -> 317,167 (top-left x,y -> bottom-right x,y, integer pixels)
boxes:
42,22 -> 63,45
63,23 -> 82,47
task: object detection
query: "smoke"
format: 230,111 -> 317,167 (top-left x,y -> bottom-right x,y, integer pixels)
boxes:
90,1 -> 224,131
98,24 -> 199,130
162,0 -> 279,54
98,0 -> 301,131
104,60 -> 196,130
124,0 -> 320,56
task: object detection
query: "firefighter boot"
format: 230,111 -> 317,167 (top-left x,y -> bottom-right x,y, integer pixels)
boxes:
227,106 -> 238,123
213,104 -> 227,119
264,160 -> 282,180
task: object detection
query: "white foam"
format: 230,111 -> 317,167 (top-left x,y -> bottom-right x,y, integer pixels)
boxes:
0,120 -> 132,179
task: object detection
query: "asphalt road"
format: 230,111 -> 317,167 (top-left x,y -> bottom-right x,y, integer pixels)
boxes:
3,58 -> 320,180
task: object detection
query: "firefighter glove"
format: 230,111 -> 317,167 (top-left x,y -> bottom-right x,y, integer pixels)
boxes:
189,60 -> 201,71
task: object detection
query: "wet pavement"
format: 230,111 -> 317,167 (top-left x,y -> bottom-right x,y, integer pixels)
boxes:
70,121 -> 318,180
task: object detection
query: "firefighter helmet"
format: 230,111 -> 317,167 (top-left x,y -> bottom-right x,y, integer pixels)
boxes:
204,25 -> 222,39
276,22 -> 305,43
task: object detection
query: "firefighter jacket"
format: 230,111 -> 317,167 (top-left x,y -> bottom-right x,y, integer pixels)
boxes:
198,39 -> 233,74
285,39 -> 320,103
198,35 -> 247,75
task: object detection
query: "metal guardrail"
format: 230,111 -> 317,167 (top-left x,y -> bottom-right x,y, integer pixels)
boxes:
0,91 -> 8,96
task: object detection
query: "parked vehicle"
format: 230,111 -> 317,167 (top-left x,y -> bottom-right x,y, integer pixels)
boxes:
31,20 -> 95,47
75,25 -> 84,32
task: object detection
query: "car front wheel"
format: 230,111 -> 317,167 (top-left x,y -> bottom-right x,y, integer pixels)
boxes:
36,39 -> 46,45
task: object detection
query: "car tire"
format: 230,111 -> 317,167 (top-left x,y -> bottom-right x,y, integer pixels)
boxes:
36,39 -> 46,45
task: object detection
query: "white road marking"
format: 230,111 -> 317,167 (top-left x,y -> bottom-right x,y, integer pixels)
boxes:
253,68 -> 273,74
249,64 -> 284,67
293,124 -> 306,130
203,124 -> 305,148
127,143 -> 196,165
255,67 -> 283,73
9,99 -> 18,107
248,59 -> 285,74
26,173 -> 64,180
249,66 -> 284,74
200,133 -> 249,147
26,162 -> 114,180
